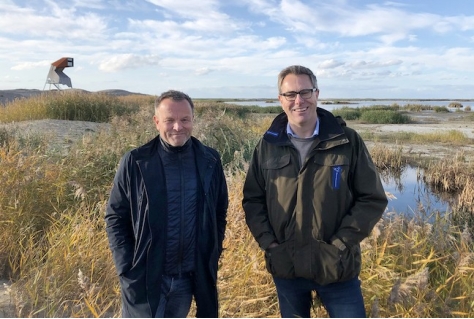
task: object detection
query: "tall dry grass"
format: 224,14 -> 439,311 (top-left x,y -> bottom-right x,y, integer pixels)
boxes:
369,144 -> 405,170
0,91 -> 143,123
360,130 -> 470,146
422,152 -> 474,229
1,94 -> 473,317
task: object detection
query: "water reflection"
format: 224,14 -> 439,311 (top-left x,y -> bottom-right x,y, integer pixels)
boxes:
381,166 -> 455,218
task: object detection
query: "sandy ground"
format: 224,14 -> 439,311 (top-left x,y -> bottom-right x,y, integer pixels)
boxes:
0,119 -> 110,154
348,111 -> 474,161
0,280 -> 14,317
351,121 -> 474,139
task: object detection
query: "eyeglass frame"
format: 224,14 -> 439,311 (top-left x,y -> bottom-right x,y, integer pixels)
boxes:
279,88 -> 318,101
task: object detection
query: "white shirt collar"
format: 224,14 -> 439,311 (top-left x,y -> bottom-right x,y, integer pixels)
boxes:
287,117 -> 320,138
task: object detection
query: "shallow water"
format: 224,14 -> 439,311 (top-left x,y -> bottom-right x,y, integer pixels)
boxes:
381,166 -> 454,218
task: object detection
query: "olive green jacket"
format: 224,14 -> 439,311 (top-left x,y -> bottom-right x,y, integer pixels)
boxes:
242,108 -> 387,285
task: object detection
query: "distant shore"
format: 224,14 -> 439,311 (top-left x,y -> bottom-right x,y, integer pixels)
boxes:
2,89 -> 473,106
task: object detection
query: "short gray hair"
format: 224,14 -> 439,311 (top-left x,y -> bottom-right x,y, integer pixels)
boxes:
155,90 -> 194,111
277,65 -> 318,93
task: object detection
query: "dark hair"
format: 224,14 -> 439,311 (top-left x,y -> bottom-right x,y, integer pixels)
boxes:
154,90 -> 195,111
277,65 -> 318,93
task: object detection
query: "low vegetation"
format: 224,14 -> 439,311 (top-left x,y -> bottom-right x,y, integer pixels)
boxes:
333,103 -> 473,124
448,102 -> 463,109
332,106 -> 411,124
433,106 -> 450,113
1,93 -> 473,317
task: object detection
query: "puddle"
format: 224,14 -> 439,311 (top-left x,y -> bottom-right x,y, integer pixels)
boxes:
380,166 -> 455,217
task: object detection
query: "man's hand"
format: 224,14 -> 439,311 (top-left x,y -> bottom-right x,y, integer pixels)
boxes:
267,242 -> 279,249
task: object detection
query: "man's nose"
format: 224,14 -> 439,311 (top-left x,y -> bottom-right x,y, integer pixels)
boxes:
173,122 -> 182,130
295,93 -> 305,103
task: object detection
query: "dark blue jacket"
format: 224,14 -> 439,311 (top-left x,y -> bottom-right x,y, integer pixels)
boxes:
105,135 -> 228,317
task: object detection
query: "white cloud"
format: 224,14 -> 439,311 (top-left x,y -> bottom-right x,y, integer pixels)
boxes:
11,60 -> 51,70
145,0 -> 245,34
383,1 -> 409,8
71,0 -> 105,9
245,0 -> 474,48
442,48 -> 474,72
318,59 -> 344,69
348,59 -> 403,69
317,68 -> 355,80
0,2 -> 108,40
379,33 -> 409,45
146,0 -> 219,18
240,0 -> 279,15
195,67 -> 212,75
225,36 -> 286,52
2,74 -> 21,82
98,54 -> 160,72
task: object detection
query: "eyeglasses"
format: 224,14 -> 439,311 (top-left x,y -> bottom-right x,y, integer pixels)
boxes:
279,88 -> 318,101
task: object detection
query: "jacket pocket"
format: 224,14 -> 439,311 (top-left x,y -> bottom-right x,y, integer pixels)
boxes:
119,265 -> 148,304
310,240 -> 361,285
262,153 -> 291,170
265,241 -> 295,279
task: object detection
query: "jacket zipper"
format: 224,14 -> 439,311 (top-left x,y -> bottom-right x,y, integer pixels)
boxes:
178,151 -> 184,275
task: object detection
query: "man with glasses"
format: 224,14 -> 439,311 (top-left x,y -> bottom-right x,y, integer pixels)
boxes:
243,65 -> 387,317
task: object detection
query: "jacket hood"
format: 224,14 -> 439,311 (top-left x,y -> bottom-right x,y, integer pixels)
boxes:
263,108 -> 346,145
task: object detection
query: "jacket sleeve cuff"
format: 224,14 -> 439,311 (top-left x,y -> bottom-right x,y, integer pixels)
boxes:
330,236 -> 347,251
259,234 -> 278,250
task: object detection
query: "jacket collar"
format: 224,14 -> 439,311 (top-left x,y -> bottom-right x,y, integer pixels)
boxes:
134,135 -> 217,203
132,135 -> 207,160
263,108 -> 346,145
159,136 -> 193,153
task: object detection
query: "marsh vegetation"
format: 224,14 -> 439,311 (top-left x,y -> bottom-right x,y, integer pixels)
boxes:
1,91 -> 473,317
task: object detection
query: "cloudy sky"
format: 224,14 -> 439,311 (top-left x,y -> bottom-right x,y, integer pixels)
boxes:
1,0 -> 474,99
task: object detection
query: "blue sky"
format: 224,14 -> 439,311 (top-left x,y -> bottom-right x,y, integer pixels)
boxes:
1,0 -> 474,99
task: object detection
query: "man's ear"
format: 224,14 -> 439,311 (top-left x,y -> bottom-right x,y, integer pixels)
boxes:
278,94 -> 284,104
